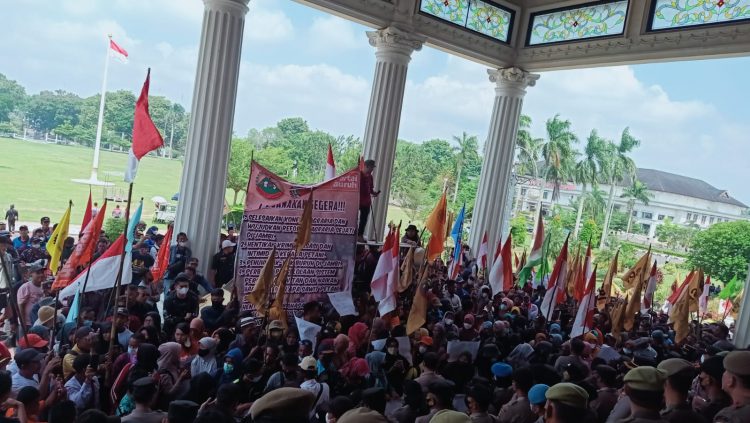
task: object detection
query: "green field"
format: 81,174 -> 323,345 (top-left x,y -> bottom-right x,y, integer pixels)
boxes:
0,137 -> 183,228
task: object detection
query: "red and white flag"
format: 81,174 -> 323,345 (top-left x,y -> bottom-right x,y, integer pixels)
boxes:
478,232 -> 488,269
663,270 -> 693,315
109,39 -> 129,63
699,275 -> 711,315
59,235 -> 131,298
81,190 -> 93,229
571,264 -> 598,338
124,69 -> 164,183
375,225 -> 401,316
540,236 -> 569,320
371,228 -> 396,302
488,234 -> 512,295
324,143 -> 336,180
642,261 -> 658,311
53,201 -> 108,290
575,242 -> 593,302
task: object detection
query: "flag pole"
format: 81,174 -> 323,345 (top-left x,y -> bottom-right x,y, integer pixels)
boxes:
0,250 -> 31,348
89,35 -> 112,183
108,184 -> 134,356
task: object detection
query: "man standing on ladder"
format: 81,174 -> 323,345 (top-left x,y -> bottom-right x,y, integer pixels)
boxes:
358,159 -> 380,243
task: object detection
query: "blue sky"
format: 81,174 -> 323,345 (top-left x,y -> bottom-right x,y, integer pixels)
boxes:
2,0 -> 749,203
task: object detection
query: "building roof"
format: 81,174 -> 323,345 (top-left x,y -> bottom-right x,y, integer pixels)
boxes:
632,168 -> 747,208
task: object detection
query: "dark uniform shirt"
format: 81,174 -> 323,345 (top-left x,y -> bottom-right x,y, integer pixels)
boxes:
618,409 -> 669,423
211,251 -> 235,286
713,403 -> 750,423
661,403 -> 707,423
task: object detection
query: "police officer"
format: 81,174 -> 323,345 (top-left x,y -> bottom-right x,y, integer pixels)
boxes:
658,358 -> 707,422
620,366 -> 669,423
544,382 -> 590,423
714,350 -> 750,423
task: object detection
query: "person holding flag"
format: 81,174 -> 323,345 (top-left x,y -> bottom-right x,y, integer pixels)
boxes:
448,204 -> 466,280
357,159 -> 380,242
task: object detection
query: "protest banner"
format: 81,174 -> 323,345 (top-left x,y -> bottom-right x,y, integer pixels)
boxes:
236,161 -> 360,317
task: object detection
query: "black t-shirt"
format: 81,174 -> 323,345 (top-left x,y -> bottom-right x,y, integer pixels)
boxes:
132,251 -> 155,270
211,251 -> 235,286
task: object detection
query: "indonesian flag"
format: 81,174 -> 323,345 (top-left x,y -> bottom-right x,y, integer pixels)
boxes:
642,261 -> 658,311
150,224 -> 173,282
59,235 -> 131,299
376,225 -> 401,316
324,143 -> 336,180
81,190 -> 93,230
574,243 -> 592,302
571,264 -> 598,338
517,213 -> 544,286
540,235 -> 569,320
124,69 -> 164,183
52,201 -> 108,290
478,232 -> 488,269
663,270 -> 694,315
699,275 -> 711,315
110,39 -> 128,63
488,234 -> 512,295
371,228 -> 396,302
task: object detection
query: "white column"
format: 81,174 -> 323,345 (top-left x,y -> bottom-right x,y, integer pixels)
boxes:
174,0 -> 249,274
732,263 -> 750,347
362,26 -> 424,241
470,67 -> 539,253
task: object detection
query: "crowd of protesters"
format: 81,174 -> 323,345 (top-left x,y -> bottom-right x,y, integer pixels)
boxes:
0,210 -> 748,423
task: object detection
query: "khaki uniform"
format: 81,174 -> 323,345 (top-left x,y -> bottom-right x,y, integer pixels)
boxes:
660,403 -> 707,423
713,403 -> 750,423
618,410 -> 668,423
497,396 -> 536,423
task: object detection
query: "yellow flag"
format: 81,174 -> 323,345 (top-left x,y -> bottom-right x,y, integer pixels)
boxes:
687,269 -> 704,313
611,297 -> 627,343
621,249 -> 650,290
624,249 -> 651,331
246,247 -> 276,315
566,248 -> 581,297
294,191 -> 314,254
268,254 -> 292,328
46,201 -> 72,275
600,250 -> 619,303
424,193 -> 447,261
406,264 -> 430,335
669,278 -> 695,344
398,247 -> 415,293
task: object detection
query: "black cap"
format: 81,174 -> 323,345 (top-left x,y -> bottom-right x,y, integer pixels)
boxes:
132,377 -> 156,388
168,400 -> 199,421
364,159 -> 376,168
0,236 -> 11,245
15,349 -> 45,366
174,272 -> 190,283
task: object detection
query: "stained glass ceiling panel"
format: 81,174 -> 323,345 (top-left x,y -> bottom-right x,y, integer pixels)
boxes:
420,0 -> 514,43
650,0 -> 750,31
528,0 -> 629,46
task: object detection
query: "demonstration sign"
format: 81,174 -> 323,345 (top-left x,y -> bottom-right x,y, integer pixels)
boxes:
236,161 -> 360,317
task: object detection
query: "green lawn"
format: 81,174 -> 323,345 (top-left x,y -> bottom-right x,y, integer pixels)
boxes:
0,137 -> 184,228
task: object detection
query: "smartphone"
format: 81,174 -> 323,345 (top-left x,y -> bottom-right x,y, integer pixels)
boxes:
90,354 -> 100,368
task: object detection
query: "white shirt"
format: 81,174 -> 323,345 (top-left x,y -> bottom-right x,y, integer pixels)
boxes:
300,379 -> 329,419
65,375 -> 99,412
11,372 -> 38,398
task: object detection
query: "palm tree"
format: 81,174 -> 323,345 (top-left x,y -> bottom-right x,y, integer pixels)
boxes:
599,127 -> 640,248
573,129 -> 607,238
541,115 -> 578,202
581,188 -> 607,222
621,179 -> 652,233
451,132 -> 477,203
515,115 -> 543,213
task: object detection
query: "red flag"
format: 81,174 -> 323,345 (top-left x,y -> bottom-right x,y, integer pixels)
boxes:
540,236 -> 569,319
59,235 -> 129,298
571,264 -> 598,338
371,228 -> 396,301
378,224 -> 401,316
643,261 -> 658,310
109,39 -> 129,61
325,143 -> 336,180
478,232 -> 488,269
150,225 -> 173,283
81,190 -> 92,230
501,234 -> 513,292
488,234 -> 512,295
125,69 -> 163,183
52,201 -> 107,290
574,246 -> 590,302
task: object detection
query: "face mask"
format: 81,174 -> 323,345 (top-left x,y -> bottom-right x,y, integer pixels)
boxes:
212,301 -> 223,308
32,244 -> 40,249
419,346 -> 427,354
387,347 -> 398,355
445,319 -> 453,326
178,242 -> 187,247
198,349 -> 210,357
700,355 -> 706,364
500,304 -> 507,311
250,375 -> 262,383
224,363 -> 234,373
128,347 -> 137,356
177,287 -> 188,296
482,293 -> 489,299
83,320 -> 93,327
464,323 -> 472,330
623,348 -> 632,355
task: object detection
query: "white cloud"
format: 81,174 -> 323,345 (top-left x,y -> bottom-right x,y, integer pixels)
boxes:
246,2 -> 294,43
61,0 -> 97,15
307,16 -> 362,53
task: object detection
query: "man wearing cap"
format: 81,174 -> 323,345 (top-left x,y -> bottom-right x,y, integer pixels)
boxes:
10,348 -> 46,397
498,367 -> 536,423
619,366 -> 669,423
210,239 -> 235,287
657,358 -> 706,422
249,387 -> 315,422
227,223 -> 237,243
4,206 -> 17,233
544,382 -> 590,423
12,226 -> 30,251
714,350 -> 750,423
694,356 -> 729,422
163,274 -> 199,336
528,384 -> 549,423
358,159 -> 380,242
299,356 -> 330,420
165,232 -> 191,293
121,377 -> 164,422
63,327 -> 93,378
17,261 -> 45,328
36,217 -> 51,241
401,224 -> 422,247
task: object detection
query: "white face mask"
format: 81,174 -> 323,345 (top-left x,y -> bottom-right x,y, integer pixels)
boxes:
178,241 -> 187,247
419,346 -> 427,354
128,346 -> 137,356
445,319 -> 453,326
464,323 -> 472,330
177,287 -> 188,295
387,347 -> 398,355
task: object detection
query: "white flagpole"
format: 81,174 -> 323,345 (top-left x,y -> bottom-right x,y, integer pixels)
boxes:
90,34 -> 112,182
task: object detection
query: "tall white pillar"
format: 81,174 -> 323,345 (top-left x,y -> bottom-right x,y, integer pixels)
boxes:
174,0 -> 249,274
731,263 -> 750,347
362,26 -> 424,242
470,67 -> 539,253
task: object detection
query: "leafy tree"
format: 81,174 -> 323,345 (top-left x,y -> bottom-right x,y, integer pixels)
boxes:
621,179 -> 652,233
688,221 -> 750,283
514,115 -> 543,215
541,115 -> 578,201
397,183 -> 428,223
0,73 -> 26,123
599,128 -> 640,248
578,218 -> 601,247
276,117 -> 309,139
103,218 -> 126,242
254,146 -> 294,178
25,90 -> 82,133
226,138 -> 254,205
510,216 -> 528,248
573,130 -> 607,237
451,132 -> 479,204
655,218 -> 700,249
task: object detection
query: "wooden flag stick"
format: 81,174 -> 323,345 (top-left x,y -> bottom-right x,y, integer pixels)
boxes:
108,184 -> 134,357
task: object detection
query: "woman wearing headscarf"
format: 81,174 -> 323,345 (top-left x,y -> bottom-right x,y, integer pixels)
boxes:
173,322 -> 198,367
142,311 -> 166,343
383,337 -> 408,396
347,322 -> 369,358
333,334 -> 350,369
113,343 -> 160,416
191,337 -> 218,377
155,342 -> 188,410
217,347 -> 244,385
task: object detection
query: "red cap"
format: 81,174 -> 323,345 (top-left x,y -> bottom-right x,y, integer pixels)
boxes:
18,334 -> 49,349
419,336 -> 433,346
